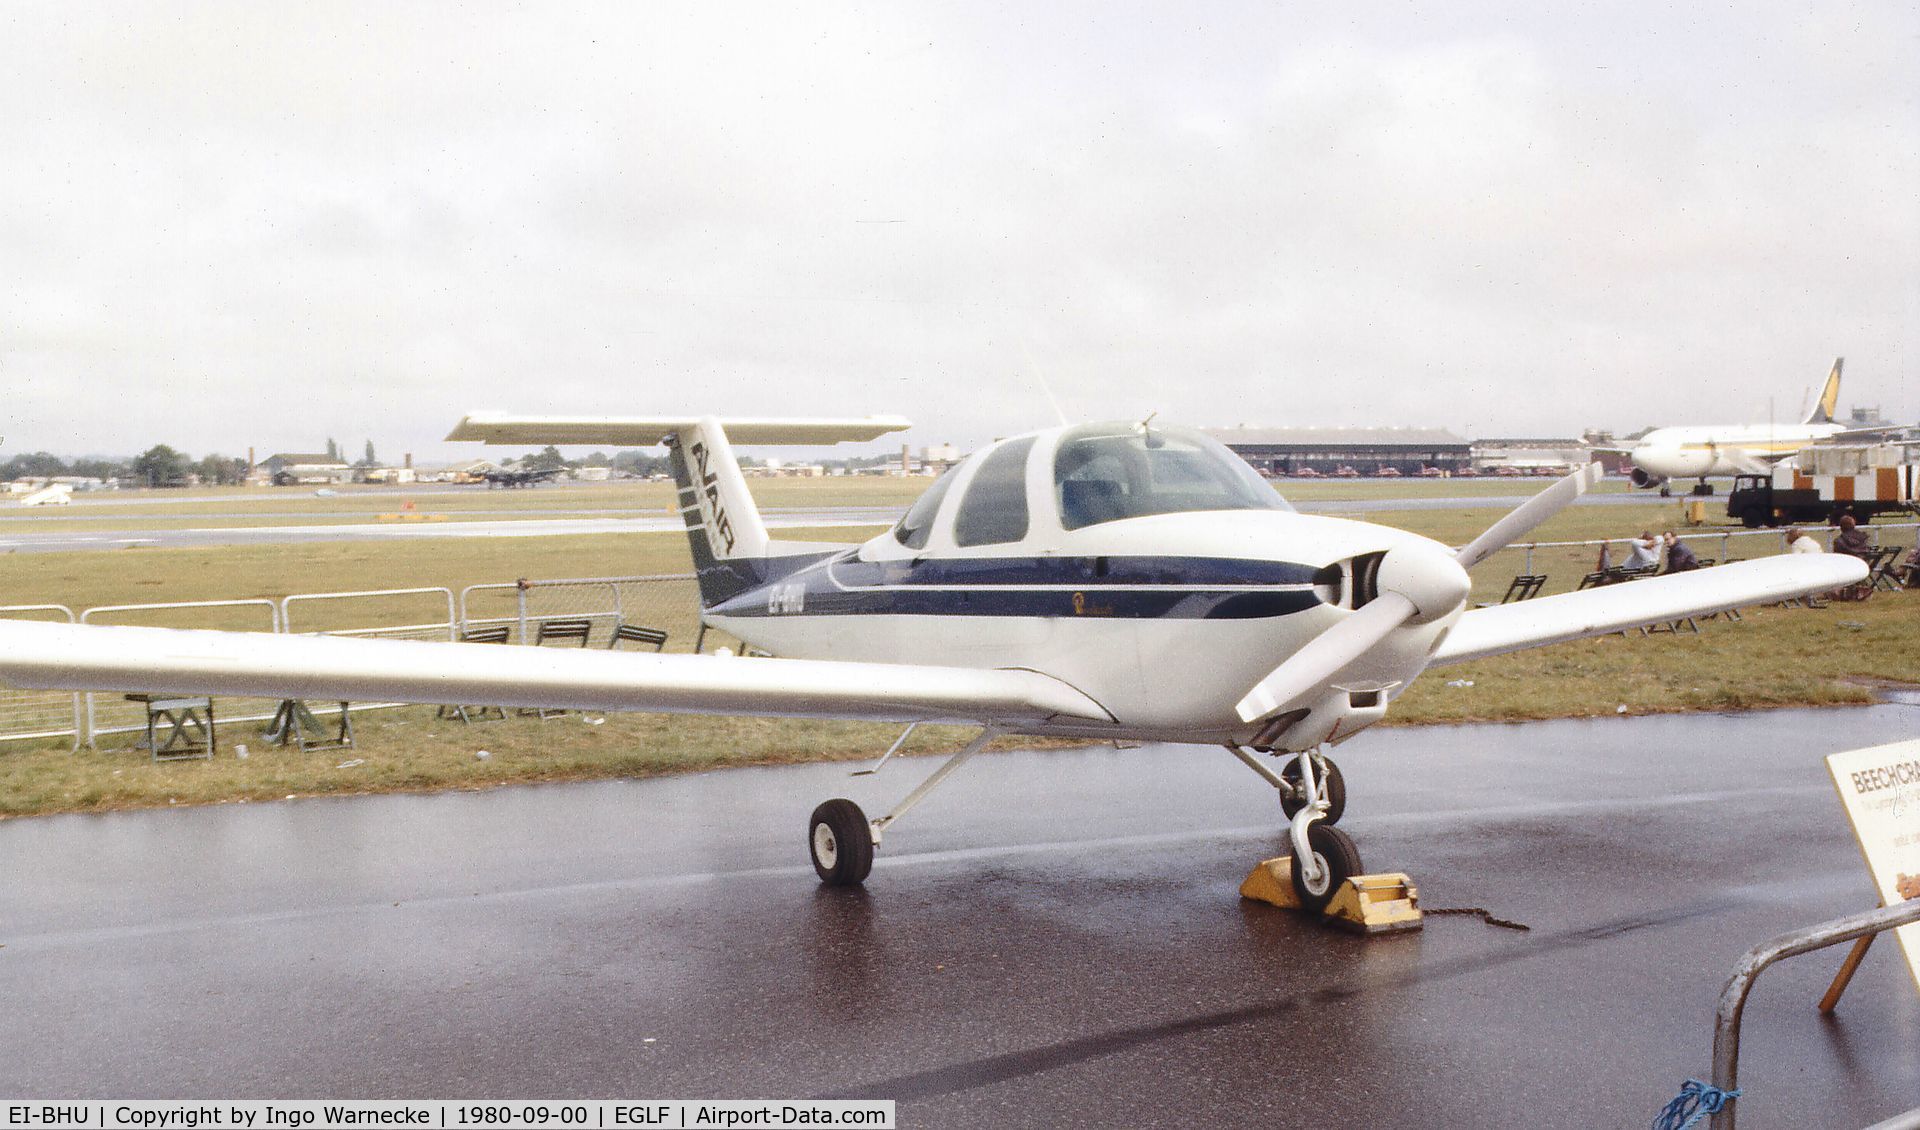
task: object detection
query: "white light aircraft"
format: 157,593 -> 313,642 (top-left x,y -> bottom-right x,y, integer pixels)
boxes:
0,412 -> 1866,908
1611,358 -> 1901,494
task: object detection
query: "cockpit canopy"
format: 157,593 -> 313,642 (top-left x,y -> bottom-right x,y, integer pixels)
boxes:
893,421 -> 1291,549
1052,422 -> 1290,530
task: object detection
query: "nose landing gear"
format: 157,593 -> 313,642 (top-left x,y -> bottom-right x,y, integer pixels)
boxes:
1227,744 -> 1363,908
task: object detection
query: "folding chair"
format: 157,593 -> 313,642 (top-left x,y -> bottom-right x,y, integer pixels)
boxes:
1476,574 -> 1547,608
1869,547 -> 1904,593
609,624 -> 669,652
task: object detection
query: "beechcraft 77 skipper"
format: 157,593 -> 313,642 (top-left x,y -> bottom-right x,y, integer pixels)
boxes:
0,411 -> 1865,908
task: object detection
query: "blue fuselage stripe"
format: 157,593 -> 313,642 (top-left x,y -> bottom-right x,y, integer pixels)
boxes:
710,554 -> 1324,621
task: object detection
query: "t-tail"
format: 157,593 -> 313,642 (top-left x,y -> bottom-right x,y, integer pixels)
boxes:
1804,357 -> 1843,425
446,411 -> 912,608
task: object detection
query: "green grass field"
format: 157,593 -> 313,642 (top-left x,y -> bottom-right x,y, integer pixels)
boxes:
0,476 -> 1914,818
1,472 -> 1646,531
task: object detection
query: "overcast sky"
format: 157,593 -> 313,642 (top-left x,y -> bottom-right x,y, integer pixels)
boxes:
2,2 -> 1915,462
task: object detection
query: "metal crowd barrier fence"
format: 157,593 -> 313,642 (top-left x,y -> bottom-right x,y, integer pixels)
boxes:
79,599 -> 284,746
0,605 -> 83,750
459,574 -> 726,653
282,587 -> 458,642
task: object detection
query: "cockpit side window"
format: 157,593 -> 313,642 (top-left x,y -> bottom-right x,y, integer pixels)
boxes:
1054,423 -> 1290,531
893,466 -> 958,549
952,437 -> 1035,547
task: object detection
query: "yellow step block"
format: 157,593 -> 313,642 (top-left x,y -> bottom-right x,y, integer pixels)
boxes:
1240,856 -> 1424,935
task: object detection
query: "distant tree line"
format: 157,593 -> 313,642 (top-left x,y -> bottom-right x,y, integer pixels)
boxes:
6,439 -> 895,488
2,445 -> 248,487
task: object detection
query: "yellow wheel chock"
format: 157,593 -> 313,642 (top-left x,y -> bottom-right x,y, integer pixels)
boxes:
1240,856 -> 1424,935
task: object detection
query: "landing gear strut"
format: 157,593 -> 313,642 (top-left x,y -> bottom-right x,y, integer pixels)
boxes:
1280,752 -> 1346,824
1226,744 -> 1363,908
807,726 -> 1002,887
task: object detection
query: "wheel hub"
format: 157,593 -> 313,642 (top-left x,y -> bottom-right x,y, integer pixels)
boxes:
812,823 -> 838,868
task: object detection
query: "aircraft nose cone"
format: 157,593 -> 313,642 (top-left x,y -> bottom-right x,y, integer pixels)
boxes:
1375,543 -> 1471,622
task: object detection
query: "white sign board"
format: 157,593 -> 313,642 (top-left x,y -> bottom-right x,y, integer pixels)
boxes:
1826,738 -> 1920,992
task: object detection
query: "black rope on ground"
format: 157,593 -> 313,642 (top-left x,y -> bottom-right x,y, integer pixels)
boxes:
1422,906 -> 1531,931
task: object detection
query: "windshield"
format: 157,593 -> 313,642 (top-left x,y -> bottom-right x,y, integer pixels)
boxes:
1053,423 -> 1291,531
893,465 -> 958,549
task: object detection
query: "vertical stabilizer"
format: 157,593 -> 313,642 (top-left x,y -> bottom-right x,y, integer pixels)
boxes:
666,418 -> 771,607
1804,357 -> 1843,425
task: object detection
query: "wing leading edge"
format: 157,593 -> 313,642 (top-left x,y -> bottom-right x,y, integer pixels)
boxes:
0,621 -> 1111,727
1429,554 -> 1867,666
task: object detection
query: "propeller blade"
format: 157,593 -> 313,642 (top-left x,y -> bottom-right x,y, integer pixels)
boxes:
1454,462 -> 1603,570
1234,592 -> 1415,723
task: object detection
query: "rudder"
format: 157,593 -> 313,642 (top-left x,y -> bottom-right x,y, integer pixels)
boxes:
1805,357 -> 1843,425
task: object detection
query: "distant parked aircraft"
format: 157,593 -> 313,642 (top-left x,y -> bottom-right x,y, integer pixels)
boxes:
479,467 -> 565,488
1603,359 -> 1904,495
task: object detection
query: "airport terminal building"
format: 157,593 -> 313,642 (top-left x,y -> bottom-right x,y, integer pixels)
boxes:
1204,426 -> 1472,476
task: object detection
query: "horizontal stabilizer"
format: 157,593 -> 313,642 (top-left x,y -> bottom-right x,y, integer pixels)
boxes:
446,413 -> 912,446
1429,555 -> 1866,666
0,621 -> 1110,727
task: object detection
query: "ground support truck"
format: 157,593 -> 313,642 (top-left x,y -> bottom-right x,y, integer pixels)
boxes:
1727,445 -> 1918,527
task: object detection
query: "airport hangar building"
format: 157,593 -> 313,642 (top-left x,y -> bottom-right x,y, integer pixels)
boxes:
1204,426 -> 1473,476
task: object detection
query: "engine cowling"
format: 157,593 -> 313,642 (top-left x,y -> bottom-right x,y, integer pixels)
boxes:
1629,467 -> 1667,490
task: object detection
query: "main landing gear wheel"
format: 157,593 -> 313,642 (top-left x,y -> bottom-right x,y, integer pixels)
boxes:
1290,823 -> 1362,913
1279,755 -> 1346,825
809,798 -> 874,886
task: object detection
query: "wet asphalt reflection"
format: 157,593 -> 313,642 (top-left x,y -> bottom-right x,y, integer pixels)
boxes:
1,705 -> 1916,1127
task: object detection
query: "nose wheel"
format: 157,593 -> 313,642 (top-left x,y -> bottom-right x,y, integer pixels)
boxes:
1290,823 -> 1362,912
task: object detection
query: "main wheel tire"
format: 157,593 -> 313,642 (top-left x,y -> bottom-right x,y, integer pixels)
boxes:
1279,756 -> 1347,825
808,799 -> 874,886
1289,823 -> 1362,914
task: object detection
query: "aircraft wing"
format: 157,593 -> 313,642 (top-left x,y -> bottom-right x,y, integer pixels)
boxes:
1723,448 -> 1775,474
0,621 -> 1111,727
1827,425 -> 1912,443
1428,555 -> 1867,666
446,414 -> 912,446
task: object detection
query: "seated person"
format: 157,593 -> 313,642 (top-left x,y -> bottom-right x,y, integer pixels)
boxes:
1661,531 -> 1700,573
1829,515 -> 1875,601
1902,543 -> 1920,587
1785,527 -> 1823,554
1832,515 -> 1872,560
1623,531 -> 1660,570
